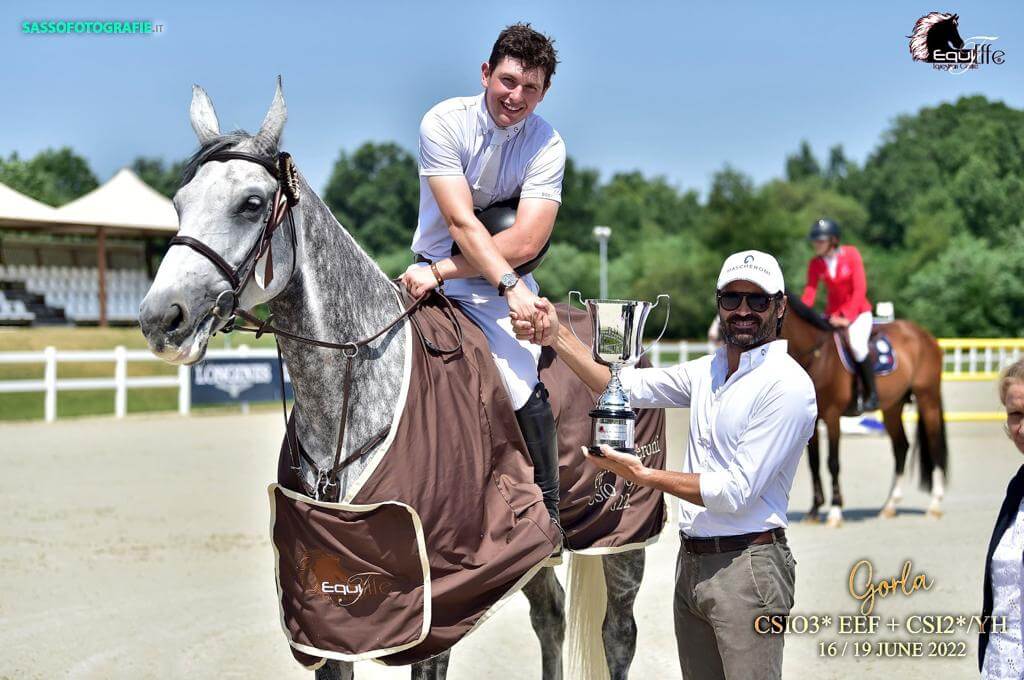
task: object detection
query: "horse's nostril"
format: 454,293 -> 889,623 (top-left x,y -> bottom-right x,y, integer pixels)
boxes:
164,303 -> 186,334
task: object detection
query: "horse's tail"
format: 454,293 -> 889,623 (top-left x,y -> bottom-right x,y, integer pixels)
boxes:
915,393 -> 949,492
566,553 -> 610,680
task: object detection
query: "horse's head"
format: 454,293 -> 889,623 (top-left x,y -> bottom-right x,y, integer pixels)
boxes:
939,13 -> 965,49
140,78 -> 299,364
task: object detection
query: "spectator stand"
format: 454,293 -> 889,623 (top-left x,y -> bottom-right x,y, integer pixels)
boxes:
0,169 -> 177,326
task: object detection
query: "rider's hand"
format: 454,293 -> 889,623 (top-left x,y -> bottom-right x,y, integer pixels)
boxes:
505,285 -> 542,336
512,297 -> 559,346
829,315 -> 850,328
400,263 -> 439,299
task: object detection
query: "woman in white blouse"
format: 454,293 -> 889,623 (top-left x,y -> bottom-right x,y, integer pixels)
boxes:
980,358 -> 1024,677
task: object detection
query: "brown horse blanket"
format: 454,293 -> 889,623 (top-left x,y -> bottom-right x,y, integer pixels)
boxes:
269,292 -> 667,668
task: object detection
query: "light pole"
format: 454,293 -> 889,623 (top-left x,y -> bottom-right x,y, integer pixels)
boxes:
593,225 -> 611,299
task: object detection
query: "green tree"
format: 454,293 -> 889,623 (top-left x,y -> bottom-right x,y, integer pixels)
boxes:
844,96 -> 1024,248
0,147 -> 97,206
131,157 -> 186,198
784,140 -> 822,182
322,142 -> 419,255
903,233 -> 1024,337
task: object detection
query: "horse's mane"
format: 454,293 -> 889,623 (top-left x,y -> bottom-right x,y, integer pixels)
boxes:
908,12 -> 954,61
179,130 -> 279,188
785,290 -> 833,332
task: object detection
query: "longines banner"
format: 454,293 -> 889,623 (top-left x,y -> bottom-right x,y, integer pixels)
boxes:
190,357 -> 293,404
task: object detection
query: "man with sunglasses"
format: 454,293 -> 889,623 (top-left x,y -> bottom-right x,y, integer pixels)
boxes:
512,250 -> 817,679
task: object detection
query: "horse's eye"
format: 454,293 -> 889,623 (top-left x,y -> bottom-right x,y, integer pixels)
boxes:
241,196 -> 262,213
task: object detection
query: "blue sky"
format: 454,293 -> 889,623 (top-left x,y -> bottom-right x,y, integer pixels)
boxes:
2,1 -> 1022,197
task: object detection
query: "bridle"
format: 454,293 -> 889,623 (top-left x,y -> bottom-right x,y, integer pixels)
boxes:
169,151 -> 301,323
168,148 -> 463,501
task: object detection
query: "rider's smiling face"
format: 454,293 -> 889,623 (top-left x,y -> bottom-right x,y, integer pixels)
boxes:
480,57 -> 547,128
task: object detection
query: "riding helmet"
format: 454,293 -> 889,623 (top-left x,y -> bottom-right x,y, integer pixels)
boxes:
808,218 -> 841,241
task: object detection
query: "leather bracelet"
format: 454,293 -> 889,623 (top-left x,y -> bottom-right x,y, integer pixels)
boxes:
430,262 -> 444,286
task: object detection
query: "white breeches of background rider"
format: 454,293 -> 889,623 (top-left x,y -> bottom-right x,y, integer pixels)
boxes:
426,266 -> 542,410
848,310 -> 873,362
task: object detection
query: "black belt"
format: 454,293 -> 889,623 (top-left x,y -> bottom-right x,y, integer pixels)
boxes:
414,254 -> 431,264
680,528 -> 785,554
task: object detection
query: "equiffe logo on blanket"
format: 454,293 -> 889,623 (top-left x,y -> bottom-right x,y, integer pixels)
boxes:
297,549 -> 393,607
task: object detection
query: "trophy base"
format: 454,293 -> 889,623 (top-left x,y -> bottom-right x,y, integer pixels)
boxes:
587,444 -> 634,457
589,407 -> 637,456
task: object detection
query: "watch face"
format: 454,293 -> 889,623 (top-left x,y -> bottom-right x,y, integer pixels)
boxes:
501,273 -> 518,288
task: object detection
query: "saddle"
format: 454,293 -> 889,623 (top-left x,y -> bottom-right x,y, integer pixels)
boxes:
269,292 -> 667,669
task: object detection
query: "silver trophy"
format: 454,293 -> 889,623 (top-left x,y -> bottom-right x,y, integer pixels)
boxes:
568,292 -> 669,454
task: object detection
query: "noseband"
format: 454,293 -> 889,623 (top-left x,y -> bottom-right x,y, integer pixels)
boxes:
166,147 -> 463,501
168,150 -> 301,320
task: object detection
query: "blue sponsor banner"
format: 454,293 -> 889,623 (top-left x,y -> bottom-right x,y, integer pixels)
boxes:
190,356 -> 293,405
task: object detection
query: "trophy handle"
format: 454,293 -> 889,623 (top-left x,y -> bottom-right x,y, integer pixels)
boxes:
566,290 -> 588,346
638,294 -> 671,359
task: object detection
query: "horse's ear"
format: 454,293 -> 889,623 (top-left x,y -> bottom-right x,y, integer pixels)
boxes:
952,13 -> 958,21
189,84 -> 221,145
254,75 -> 287,154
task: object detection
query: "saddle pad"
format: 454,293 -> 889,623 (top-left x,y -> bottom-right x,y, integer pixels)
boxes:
835,329 -> 898,377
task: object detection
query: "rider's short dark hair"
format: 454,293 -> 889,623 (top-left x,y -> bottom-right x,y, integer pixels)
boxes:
488,23 -> 559,89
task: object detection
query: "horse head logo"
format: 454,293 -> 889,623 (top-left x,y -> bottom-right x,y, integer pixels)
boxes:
297,548 -> 385,607
743,255 -> 754,264
908,12 -> 969,63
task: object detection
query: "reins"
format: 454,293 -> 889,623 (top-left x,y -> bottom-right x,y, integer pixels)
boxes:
170,148 -> 464,501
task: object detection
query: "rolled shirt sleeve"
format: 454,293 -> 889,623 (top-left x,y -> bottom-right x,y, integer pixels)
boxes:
519,132 -> 565,203
618,362 -> 693,409
699,383 -> 817,514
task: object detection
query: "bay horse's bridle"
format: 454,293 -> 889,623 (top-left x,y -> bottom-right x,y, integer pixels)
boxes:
168,148 -> 463,501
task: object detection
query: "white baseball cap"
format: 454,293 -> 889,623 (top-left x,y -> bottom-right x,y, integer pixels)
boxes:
716,250 -> 785,294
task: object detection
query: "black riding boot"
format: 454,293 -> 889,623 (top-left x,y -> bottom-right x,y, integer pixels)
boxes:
856,359 -> 879,412
514,382 -> 561,531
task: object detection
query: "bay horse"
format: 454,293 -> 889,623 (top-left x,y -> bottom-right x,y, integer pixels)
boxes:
782,293 -> 949,527
139,79 -> 645,680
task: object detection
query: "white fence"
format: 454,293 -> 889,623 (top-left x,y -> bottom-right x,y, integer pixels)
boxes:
0,345 -> 276,422
1,339 -> 1022,422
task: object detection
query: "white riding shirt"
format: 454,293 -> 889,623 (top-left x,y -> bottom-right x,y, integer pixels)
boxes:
619,340 -> 817,537
412,93 -> 565,263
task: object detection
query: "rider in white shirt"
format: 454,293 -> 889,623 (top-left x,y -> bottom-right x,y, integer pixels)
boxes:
399,23 -> 565,532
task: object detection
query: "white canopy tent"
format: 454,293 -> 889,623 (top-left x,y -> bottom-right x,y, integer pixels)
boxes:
0,182 -> 61,227
0,169 -> 179,325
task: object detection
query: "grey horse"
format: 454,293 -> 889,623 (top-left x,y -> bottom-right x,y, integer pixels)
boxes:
139,78 -> 646,680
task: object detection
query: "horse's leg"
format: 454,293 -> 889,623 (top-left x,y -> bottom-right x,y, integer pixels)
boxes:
410,651 -> 451,680
601,549 -> 645,680
805,418 -> 824,522
915,384 -> 947,519
317,661 -> 354,680
522,566 -> 566,680
824,413 -> 844,528
879,398 -> 910,519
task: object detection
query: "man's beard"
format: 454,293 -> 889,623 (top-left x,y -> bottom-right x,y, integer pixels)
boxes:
720,308 -> 776,349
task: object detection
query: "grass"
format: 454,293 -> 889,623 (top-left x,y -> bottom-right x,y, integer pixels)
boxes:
0,326 -> 278,421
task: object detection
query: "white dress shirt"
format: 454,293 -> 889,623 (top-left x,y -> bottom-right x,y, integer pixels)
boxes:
412,93 -> 565,264
619,339 -> 817,537
983,497 -> 1024,679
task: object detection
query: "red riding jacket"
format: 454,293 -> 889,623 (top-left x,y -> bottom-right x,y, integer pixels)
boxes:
801,245 -> 872,320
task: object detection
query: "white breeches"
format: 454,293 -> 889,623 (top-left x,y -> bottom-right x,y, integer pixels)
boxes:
434,270 -> 542,410
848,311 -> 873,362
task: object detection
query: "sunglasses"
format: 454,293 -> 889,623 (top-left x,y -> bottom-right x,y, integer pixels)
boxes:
717,291 -> 780,313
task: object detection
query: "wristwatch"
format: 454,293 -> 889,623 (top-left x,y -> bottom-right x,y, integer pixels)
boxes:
497,272 -> 519,296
